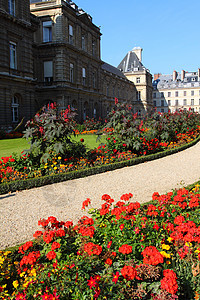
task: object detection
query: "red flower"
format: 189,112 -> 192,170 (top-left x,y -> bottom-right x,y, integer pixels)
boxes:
119,244 -> 132,255
142,246 -> 164,265
43,231 -> 55,244
84,242 -> 102,256
79,226 -> 95,238
105,258 -> 112,265
112,271 -> 120,284
55,229 -> 65,237
119,224 -> 124,231
161,269 -> 178,294
107,240 -> 112,249
64,221 -> 73,228
87,276 -> 97,289
121,265 -> 137,280
16,292 -> 26,300
19,241 -> 33,254
20,251 -> 40,267
51,242 -> 61,251
147,204 -> 158,217
120,193 -> 133,201
102,194 -> 111,201
46,251 -> 57,260
174,215 -> 185,225
80,138 -> 84,142
82,198 -> 91,210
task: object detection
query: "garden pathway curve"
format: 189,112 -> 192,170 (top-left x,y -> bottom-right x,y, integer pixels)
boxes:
1,142 -> 200,249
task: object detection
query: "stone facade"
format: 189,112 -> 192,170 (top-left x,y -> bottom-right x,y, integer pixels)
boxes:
0,0 -> 37,128
0,0 -> 152,128
153,70 -> 200,113
30,0 -> 137,121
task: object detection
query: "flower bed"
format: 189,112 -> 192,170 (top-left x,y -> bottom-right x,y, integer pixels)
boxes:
1,104 -> 200,193
1,185 -> 200,299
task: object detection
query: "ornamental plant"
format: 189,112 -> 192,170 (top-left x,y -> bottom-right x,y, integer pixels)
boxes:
104,100 -> 200,156
1,186 -> 200,299
105,99 -> 147,154
23,103 -> 81,164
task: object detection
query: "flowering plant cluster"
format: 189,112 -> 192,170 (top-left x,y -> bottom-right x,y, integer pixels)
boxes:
0,131 -> 23,140
105,101 -> 200,155
1,185 -> 200,299
23,103 -> 78,164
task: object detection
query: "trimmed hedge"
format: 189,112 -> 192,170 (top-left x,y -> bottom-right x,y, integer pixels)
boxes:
1,134 -> 200,195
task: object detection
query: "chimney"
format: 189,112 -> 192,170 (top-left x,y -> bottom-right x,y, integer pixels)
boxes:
181,70 -> 185,81
198,68 -> 200,81
173,70 -> 177,81
154,73 -> 161,80
133,47 -> 143,62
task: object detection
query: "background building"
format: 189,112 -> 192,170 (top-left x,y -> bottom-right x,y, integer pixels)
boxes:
118,47 -> 153,114
153,70 -> 200,113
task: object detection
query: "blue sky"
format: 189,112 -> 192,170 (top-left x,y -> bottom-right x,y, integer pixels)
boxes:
76,0 -> 200,75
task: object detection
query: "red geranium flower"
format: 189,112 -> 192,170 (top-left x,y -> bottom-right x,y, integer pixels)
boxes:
121,265 -> 137,280
119,244 -> 132,255
84,242 -> 102,256
105,258 -> 112,265
161,269 -> 178,294
51,242 -> 61,251
82,198 -> 91,210
46,251 -> 57,260
142,246 -> 164,265
64,221 -> 73,228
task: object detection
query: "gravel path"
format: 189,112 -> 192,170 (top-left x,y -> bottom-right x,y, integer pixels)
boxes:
1,142 -> 200,250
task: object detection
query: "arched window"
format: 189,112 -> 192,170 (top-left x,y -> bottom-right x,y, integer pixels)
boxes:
12,95 -> 19,122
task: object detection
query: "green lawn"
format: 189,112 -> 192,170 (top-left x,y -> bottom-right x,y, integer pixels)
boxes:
0,134 -> 107,158
72,134 -> 106,149
0,138 -> 30,158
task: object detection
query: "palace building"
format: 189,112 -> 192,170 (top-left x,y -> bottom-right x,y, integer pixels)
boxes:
0,0 -> 153,128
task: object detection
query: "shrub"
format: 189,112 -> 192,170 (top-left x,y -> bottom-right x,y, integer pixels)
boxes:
23,103 -> 82,164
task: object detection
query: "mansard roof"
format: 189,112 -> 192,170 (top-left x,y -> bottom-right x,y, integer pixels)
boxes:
117,50 -> 145,73
101,62 -> 127,79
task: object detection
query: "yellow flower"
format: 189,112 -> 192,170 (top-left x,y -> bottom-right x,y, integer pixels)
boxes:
20,272 -> 25,277
58,156 -> 61,160
185,242 -> 192,247
44,165 -> 48,169
54,167 -> 57,170
167,237 -> 173,243
162,244 -> 170,250
30,268 -> 37,277
160,251 -> 171,258
13,280 -> 19,288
